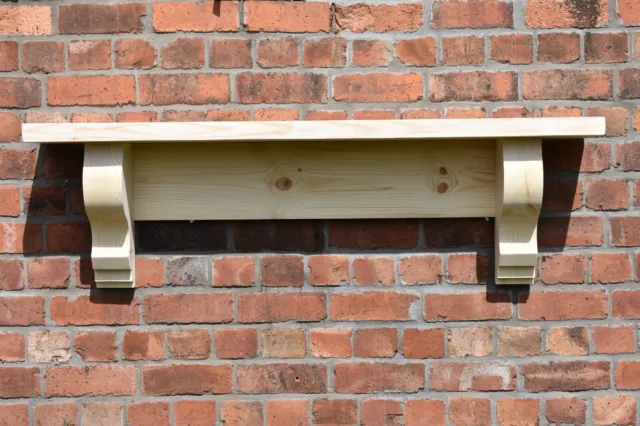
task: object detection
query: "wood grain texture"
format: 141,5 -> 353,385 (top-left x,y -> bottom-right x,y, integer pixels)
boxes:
132,140 -> 497,220
83,143 -> 135,288
495,138 -> 543,285
22,117 -> 606,143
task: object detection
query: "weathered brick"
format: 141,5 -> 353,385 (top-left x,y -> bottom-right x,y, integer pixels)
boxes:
613,290 -> 640,319
538,33 -> 581,63
0,78 -> 41,108
430,362 -> 516,391
498,327 -> 541,357
334,363 -> 424,393
611,217 -> 640,246
175,401 -> 216,426
27,257 -> 70,289
332,291 -> 418,321
445,107 -> 488,119
213,256 -> 254,287
586,32 -> 628,63
0,259 -> 22,291
304,37 -> 346,68
165,256 -> 206,286
128,402 -> 169,426
28,331 -> 70,363
222,401 -> 263,426
142,365 -> 232,395
425,292 -> 512,321
210,39 -> 252,69
168,330 -> 211,360
354,328 -> 398,358
402,328 -> 445,359
441,36 -> 484,66
544,141 -> 611,173
519,290 -> 607,320
394,37 -> 436,66
22,41 -> 64,74
46,365 -> 135,397
0,5 -> 52,35
522,361 -> 610,391
153,1 -> 238,32
361,399 -> 402,426
546,398 -> 586,425
430,71 -> 517,102
122,330 -> 164,361
245,1 -> 330,33
433,0 -> 513,28
525,0 -> 608,28
140,73 -> 230,105
257,38 -> 298,68
51,295 -> 139,325
587,107 -> 628,137
620,69 -> 640,99
449,398 -> 491,426
266,400 -> 308,426
161,37 -> 204,69
74,331 -> 117,362
497,399 -> 539,426
162,110 -> 205,122
262,328 -> 306,358
540,254 -> 586,284
34,403 -> 77,426
490,34 -> 533,64
353,257 -> 395,286
538,216 -> 604,247
447,253 -> 490,284
335,3 -> 422,32
0,41 -> 18,71
239,292 -> 326,323
237,73 -> 326,104
356,109 -> 395,120
0,333 -> 24,362
593,395 -> 636,426
399,255 -> 442,285
593,325 -> 635,354
591,252 -> 632,283
144,293 -> 233,324
352,40 -> 391,67
215,328 -> 258,359
260,255 -> 303,287
546,326 -> 589,356
206,109 -> 250,121
448,327 -> 493,358
135,257 -> 164,288
71,113 -> 112,123
524,69 -> 612,100
0,223 -> 42,254
312,399 -> 357,426
115,39 -> 157,69
616,141 -> 640,171
69,40 -> 111,70
0,367 -> 39,398
619,0 -> 640,25
310,328 -> 352,358
47,75 -> 135,106
308,255 -> 349,286
254,108 -> 299,121
237,363 -> 327,394
59,3 -> 145,34
0,296 -> 44,326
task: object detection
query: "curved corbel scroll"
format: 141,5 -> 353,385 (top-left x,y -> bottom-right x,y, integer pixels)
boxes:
83,143 -> 135,288
495,138 -> 543,285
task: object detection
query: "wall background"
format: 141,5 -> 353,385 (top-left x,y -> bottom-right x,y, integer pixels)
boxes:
0,0 -> 639,424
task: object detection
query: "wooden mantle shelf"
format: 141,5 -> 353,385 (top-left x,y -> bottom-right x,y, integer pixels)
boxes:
23,118 -> 605,289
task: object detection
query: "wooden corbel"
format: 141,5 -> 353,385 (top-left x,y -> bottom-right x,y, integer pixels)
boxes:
23,118 -> 605,288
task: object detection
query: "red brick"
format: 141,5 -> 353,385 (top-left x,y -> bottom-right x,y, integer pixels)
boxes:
334,73 -> 422,102
402,328 -> 445,359
635,108 -> 640,133
448,327 -> 493,358
538,216 -> 604,247
214,328 -> 258,359
310,328 -> 351,358
619,0 -> 640,25
0,41 -> 18,71
497,399 -> 539,426
0,296 -> 44,326
23,185 -> 65,215
591,252 -> 632,283
0,404 -> 28,426
354,328 -> 397,358
613,290 -> 640,318
117,111 -> 158,122
312,399 -> 357,425
234,221 -> 323,252
175,401 -> 216,426
308,255 -> 349,286
593,395 -> 636,426
254,108 -> 299,121
352,40 -> 391,67
442,36 -> 484,66
399,255 -> 442,285
520,290 -> 607,320
239,292 -> 326,323
593,326 -> 635,354
525,0 -> 608,28
405,400 -> 446,426
353,257 -> 395,286
430,71 -> 517,102
59,3 -> 145,34
394,37 -> 436,66
34,403 -> 77,426
490,34 -> 533,64
353,109 -> 395,120
0,112 -> 19,143
257,38 -> 298,68
161,37 -> 204,69
0,367 -> 39,399
74,258 -> 95,288
538,33 -> 581,63
334,363 -> 424,393
22,41 -> 64,74
587,107 -> 628,137
237,363 -> 327,394
522,361 -> 610,391
153,1 -> 238,32
0,223 -> 42,254
524,70 -> 612,100
447,253 -> 490,284
267,400 -> 309,426
47,75 -> 135,106
27,258 -> 69,289
210,39 -> 252,69
168,330 -> 211,360
69,40 -> 111,70
430,362 -> 516,391
128,403 -> 169,426
142,364 -> 232,396
144,293 -> 233,324
449,398 -> 491,426
425,292 -> 512,321
332,291 -> 418,321
546,326 -> 589,356
0,5 -> 52,35
620,69 -> 640,99
545,398 -> 586,425
206,109 -> 250,121
45,222 -> 91,253
304,37 -> 346,67
213,256 -> 255,287
0,78 -> 41,108
122,330 -> 164,361
544,141 -> 610,172
616,141 -> 640,171
361,399 -> 402,426
543,180 -> 583,212
617,361 -> 640,389
541,254 -> 586,284
586,32 -> 628,63
222,401 -> 263,426
74,331 -> 117,362
140,73 -> 230,105
0,333 -> 23,362
262,328 -> 307,358
0,259 -> 22,291
46,365 -> 134,397
433,0 -> 513,28
307,110 -> 348,120
161,110 -> 205,122
328,219 -> 418,249
335,3 -> 422,32
611,217 -> 640,246
115,39 -> 157,69
135,257 -> 164,288
260,255 -> 303,287
445,107 -> 488,119
245,2 -> 330,32
51,295 -> 139,325
237,73 -> 326,104
0,186 -> 19,217
71,113 -> 112,123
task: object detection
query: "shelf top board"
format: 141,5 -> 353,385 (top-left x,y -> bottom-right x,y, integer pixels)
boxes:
23,117 -> 605,143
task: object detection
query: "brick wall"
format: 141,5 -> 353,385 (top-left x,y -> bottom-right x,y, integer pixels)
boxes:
0,0 -> 639,424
